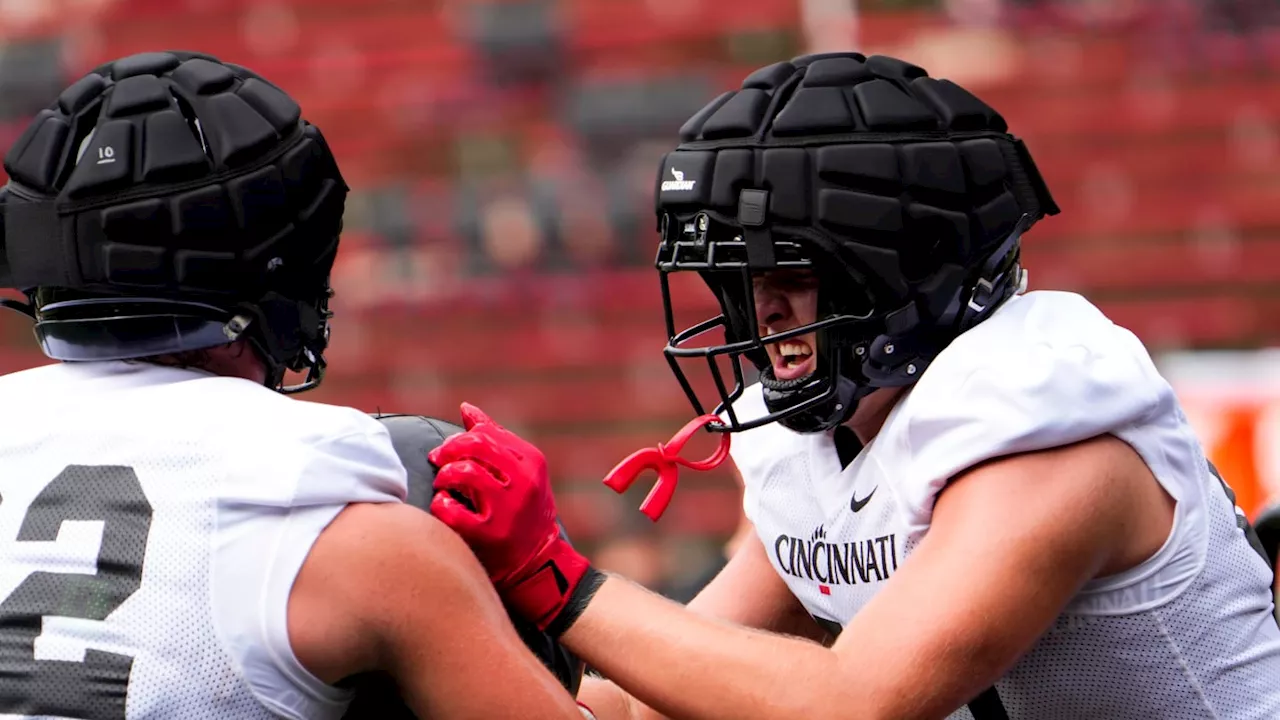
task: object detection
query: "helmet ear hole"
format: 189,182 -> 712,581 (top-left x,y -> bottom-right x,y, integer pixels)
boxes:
811,258 -> 873,321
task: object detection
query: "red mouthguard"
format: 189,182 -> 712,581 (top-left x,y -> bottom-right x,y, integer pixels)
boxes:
602,414 -> 731,521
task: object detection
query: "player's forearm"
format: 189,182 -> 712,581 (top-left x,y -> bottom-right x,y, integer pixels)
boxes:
562,576 -> 854,720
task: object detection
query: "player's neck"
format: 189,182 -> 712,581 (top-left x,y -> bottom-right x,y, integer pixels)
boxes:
149,341 -> 268,385
845,387 -> 907,445
205,344 -> 268,384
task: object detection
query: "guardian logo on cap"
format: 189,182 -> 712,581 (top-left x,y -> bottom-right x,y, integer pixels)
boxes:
661,167 -> 697,192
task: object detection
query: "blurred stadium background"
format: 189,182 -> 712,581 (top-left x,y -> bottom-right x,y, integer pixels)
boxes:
0,0 -> 1277,598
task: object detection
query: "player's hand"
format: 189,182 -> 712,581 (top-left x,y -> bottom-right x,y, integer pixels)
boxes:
429,403 -> 600,634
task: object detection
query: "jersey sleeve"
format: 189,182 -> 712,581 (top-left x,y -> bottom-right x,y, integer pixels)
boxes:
211,410 -> 409,720
886,304 -> 1168,539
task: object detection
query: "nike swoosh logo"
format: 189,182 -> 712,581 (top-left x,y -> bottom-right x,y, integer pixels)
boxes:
850,486 -> 877,513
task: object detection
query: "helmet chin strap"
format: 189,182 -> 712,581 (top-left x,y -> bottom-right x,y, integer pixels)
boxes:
762,351 -> 866,433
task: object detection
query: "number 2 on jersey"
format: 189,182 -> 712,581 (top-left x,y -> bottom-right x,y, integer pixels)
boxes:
0,465 -> 153,720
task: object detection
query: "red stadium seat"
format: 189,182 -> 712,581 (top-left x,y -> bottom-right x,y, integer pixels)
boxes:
1095,293 -> 1280,349
989,80 -> 1280,140
1032,183 -> 1280,241
1025,234 -> 1280,293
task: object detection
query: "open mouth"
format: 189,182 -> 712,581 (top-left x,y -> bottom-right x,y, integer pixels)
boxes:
772,339 -> 815,381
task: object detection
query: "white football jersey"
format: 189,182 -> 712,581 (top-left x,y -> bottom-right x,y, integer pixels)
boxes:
0,360 -> 408,720
730,291 -> 1280,719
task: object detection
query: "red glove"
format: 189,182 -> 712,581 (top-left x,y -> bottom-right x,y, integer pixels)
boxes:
429,403 -> 603,634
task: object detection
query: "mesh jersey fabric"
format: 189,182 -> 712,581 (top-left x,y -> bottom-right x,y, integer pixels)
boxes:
730,291 -> 1280,719
0,360 -> 407,720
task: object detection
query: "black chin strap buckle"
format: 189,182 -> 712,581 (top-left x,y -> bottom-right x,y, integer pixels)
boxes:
958,266 -> 1022,333
957,214 -> 1033,331
965,276 -> 1001,315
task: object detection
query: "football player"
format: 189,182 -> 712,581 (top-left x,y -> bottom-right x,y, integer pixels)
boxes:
428,53 -> 1280,719
0,52 -> 588,719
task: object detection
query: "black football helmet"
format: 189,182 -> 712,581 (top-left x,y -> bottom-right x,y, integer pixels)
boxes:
0,51 -> 347,393
654,52 -> 1059,433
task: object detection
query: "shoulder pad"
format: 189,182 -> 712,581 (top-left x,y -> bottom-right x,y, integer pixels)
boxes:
355,412 -> 586,705
371,414 -> 463,512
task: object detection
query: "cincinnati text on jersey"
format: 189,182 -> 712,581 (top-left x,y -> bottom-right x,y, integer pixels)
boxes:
774,526 -> 899,594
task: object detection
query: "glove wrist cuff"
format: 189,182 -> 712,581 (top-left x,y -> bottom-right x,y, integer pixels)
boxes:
497,536 -> 593,630
545,565 -> 606,638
